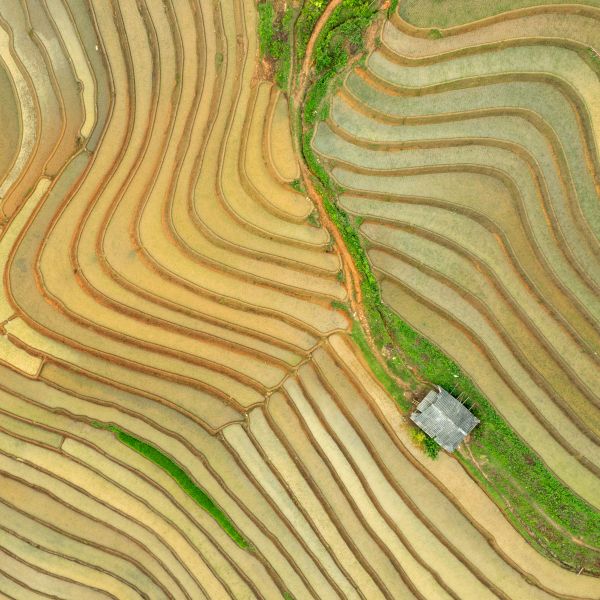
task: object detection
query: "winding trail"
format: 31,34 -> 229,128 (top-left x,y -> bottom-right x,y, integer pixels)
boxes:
294,1 -> 413,395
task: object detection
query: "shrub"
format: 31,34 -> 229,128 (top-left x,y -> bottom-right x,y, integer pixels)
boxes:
423,435 -> 440,459
410,427 -> 426,445
410,426 -> 440,459
258,2 -> 294,90
257,3 -> 275,56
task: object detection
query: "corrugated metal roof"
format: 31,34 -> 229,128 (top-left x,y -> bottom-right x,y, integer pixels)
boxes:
410,386 -> 479,452
415,389 -> 438,413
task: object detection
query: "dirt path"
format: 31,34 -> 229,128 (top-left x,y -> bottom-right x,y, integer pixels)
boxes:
293,2 -> 411,393
300,163 -> 364,314
293,0 -> 364,329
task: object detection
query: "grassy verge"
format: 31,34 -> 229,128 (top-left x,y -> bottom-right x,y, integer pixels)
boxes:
387,0 -> 399,18
297,0 -> 600,574
295,0 -> 328,64
351,320 -> 411,411
92,422 -> 250,549
258,2 -> 294,89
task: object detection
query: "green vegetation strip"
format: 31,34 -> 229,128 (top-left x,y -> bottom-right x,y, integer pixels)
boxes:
298,0 -> 600,573
295,0 -> 328,62
258,2 -> 294,89
92,422 -> 250,549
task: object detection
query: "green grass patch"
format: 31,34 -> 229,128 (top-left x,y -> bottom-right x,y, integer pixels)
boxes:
258,2 -> 294,89
297,0 -> 376,78
331,299 -> 351,313
351,321 -> 411,411
456,448 -> 600,572
428,28 -> 443,39
295,0 -> 328,63
290,178 -> 304,193
92,422 -> 250,549
296,0 -> 600,574
306,209 -> 321,227
258,2 -> 276,55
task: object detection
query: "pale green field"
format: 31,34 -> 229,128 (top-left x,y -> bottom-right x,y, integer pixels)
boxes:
0,64 -> 19,186
399,0 -> 600,28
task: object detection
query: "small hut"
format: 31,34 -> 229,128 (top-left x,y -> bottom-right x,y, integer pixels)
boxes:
410,386 -> 479,452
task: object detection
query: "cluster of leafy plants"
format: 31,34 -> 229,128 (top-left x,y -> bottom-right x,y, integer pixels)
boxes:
289,178 -> 304,192
387,0 -> 399,17
304,0 -> 377,122
410,427 -> 441,459
295,0 -> 328,62
314,1 -> 374,70
92,421 -> 250,549
258,2 -> 294,89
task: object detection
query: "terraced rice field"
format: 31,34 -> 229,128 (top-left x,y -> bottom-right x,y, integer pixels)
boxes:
0,0 -> 598,598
